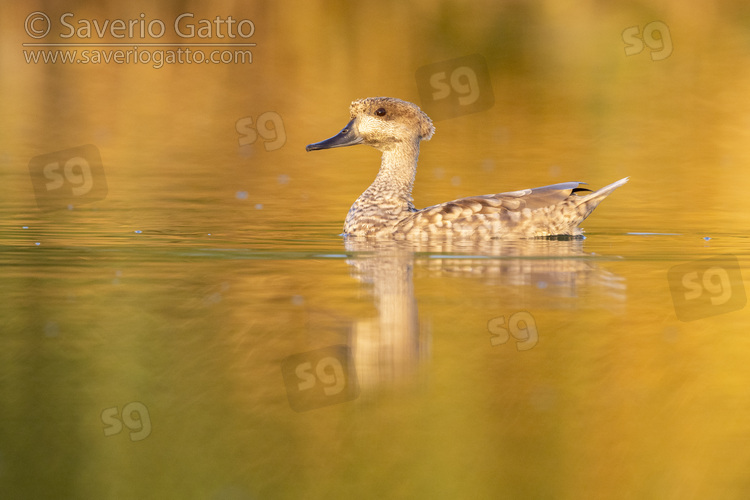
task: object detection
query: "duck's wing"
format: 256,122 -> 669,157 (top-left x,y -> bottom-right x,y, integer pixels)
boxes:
473,181 -> 592,209
396,178 -> 628,238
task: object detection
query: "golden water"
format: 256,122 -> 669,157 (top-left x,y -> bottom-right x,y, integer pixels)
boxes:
1,1 -> 749,499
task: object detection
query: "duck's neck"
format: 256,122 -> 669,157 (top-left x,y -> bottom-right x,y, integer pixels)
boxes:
362,139 -> 420,209
344,139 -> 422,236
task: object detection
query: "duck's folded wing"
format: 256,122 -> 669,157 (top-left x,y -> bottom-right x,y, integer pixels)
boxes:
476,181 -> 592,209
394,178 -> 628,237
417,181 -> 586,218
394,181 -> 602,236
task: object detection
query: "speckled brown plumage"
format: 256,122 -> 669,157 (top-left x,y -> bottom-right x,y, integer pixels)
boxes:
306,97 -> 628,240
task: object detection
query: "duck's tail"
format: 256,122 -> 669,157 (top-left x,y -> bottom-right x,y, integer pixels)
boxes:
575,177 -> 629,208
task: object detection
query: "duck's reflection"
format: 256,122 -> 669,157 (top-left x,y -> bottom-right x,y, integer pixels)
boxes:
346,240 -> 422,392
344,237 -> 625,393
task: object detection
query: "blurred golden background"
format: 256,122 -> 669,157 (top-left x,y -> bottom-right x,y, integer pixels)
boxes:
1,1 -> 749,499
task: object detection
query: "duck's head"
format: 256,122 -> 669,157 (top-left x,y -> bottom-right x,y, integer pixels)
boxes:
306,97 -> 435,153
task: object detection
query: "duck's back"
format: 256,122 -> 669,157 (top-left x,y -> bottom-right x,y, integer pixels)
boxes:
390,178 -> 628,240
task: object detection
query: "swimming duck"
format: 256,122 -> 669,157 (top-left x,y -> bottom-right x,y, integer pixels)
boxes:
306,97 -> 627,240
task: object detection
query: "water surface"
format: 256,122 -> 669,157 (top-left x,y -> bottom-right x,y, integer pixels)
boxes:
2,1 -> 750,499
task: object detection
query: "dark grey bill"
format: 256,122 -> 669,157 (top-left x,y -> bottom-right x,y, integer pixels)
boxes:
305,119 -> 363,151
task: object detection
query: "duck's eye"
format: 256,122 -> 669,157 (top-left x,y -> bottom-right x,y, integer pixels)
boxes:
375,108 -> 387,117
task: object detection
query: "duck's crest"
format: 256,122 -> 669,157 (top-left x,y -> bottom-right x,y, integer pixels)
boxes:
350,97 -> 435,141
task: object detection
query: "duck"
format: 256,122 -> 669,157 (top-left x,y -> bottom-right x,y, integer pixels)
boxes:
306,97 -> 628,240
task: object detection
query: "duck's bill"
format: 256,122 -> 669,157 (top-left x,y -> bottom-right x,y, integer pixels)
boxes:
305,119 -> 363,151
